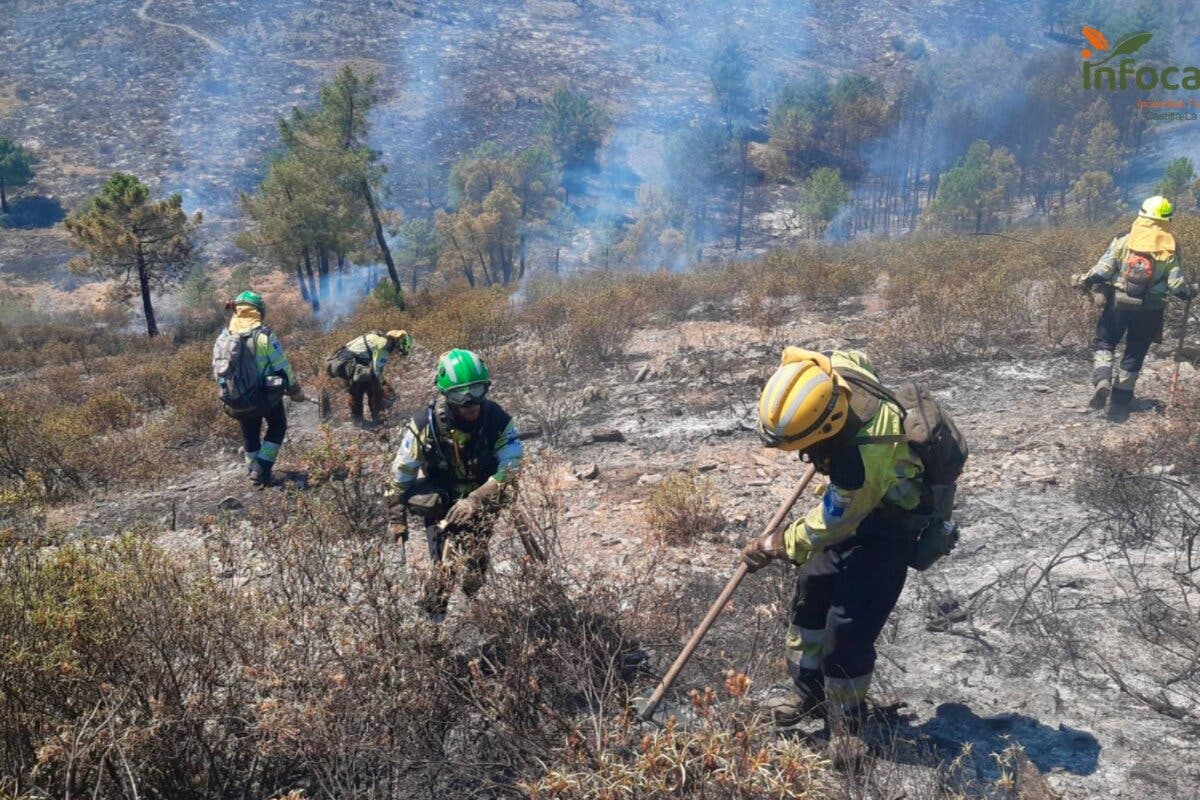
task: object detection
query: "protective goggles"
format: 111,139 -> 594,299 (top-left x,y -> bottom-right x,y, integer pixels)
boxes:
443,382 -> 490,406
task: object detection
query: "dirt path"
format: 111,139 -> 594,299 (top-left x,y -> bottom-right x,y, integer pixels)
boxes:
135,0 -> 230,55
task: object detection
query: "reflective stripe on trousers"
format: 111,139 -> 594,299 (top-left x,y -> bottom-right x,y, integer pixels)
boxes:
785,624 -> 826,672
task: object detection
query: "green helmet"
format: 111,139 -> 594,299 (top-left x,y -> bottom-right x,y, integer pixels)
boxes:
235,290 -> 265,314
436,348 -> 491,395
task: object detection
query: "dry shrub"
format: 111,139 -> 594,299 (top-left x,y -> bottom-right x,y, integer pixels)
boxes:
626,271 -> 702,321
1016,388 -> 1200,737
38,364 -> 85,401
525,675 -> 835,799
520,275 -> 646,368
0,439 -> 649,799
510,386 -> 575,447
80,390 -> 139,432
869,236 -> 1033,368
121,361 -> 174,409
152,341 -> 233,445
866,227 -> 1131,367
265,292 -> 320,340
741,284 -> 787,341
0,393 -> 85,500
752,245 -> 863,305
644,470 -> 724,545
408,285 -> 515,356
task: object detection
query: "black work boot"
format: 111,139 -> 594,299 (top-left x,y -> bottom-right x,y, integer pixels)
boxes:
1107,388 -> 1133,423
766,690 -> 824,727
766,670 -> 825,727
251,458 -> 274,487
1089,366 -> 1112,410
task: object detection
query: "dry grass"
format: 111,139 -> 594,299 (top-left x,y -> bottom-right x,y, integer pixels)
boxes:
526,675 -> 836,799
644,470 -> 725,546
0,439 -> 655,798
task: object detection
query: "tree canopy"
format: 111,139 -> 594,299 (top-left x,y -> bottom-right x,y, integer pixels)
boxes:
66,173 -> 201,337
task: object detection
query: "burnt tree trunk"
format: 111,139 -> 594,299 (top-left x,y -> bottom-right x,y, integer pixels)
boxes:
518,233 -> 527,281
362,180 -> 403,298
295,264 -> 310,303
318,245 -> 331,300
303,247 -> 320,312
0,179 -> 7,214
735,138 -> 748,251
135,243 -> 158,337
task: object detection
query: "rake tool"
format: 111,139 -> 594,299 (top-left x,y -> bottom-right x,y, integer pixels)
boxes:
635,464 -> 818,721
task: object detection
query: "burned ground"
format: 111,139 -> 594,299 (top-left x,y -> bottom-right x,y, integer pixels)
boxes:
28,281 -> 1200,798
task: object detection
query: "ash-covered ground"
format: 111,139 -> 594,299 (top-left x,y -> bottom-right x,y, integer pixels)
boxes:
49,293 -> 1200,798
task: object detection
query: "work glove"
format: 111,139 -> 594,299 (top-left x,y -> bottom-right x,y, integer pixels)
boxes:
1071,273 -> 1102,292
1176,282 -> 1198,301
445,477 -> 503,527
445,496 -> 480,527
741,529 -> 786,573
287,385 -> 306,402
389,517 -> 409,544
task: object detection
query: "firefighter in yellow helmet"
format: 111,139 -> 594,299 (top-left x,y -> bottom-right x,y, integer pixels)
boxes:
1073,196 -> 1196,422
325,330 -> 413,426
742,348 -> 927,764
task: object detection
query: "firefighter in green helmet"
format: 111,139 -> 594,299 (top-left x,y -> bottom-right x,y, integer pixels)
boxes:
386,349 -> 524,617
212,290 -> 304,487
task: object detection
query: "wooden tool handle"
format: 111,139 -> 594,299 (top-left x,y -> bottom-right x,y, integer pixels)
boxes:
637,464 -> 817,720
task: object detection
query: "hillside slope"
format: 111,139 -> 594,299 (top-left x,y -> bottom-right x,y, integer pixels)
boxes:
44,293 -> 1200,798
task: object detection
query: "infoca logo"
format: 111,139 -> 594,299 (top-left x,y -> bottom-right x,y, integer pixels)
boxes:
1080,26 -> 1200,90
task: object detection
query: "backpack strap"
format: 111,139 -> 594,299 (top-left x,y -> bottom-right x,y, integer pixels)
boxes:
839,370 -> 911,447
853,433 -> 909,445
424,400 -> 452,470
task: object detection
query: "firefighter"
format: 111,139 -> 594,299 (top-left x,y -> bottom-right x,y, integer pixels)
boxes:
325,329 -> 412,426
742,348 -> 928,765
1074,196 -> 1196,422
386,349 -> 523,617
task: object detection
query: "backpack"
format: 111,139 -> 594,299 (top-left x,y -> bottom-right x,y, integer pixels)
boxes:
213,327 -> 267,419
326,334 -> 377,384
843,375 -> 968,516
842,373 -> 970,569
1118,251 -> 1155,305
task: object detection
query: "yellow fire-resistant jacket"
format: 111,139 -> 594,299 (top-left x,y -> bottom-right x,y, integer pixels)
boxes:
783,351 -> 924,568
344,332 -> 393,380
1085,218 -> 1190,311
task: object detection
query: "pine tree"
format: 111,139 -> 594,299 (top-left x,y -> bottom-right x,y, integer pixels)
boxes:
66,173 -> 201,337
540,89 -> 607,172
0,137 -> 35,215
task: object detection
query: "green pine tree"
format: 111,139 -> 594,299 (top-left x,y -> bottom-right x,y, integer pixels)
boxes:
0,137 -> 35,215
66,173 -> 201,337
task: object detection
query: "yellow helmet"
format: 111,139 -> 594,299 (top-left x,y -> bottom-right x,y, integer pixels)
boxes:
1139,195 -> 1173,220
385,329 -> 412,353
757,348 -> 851,451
